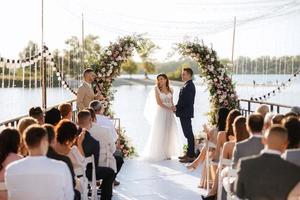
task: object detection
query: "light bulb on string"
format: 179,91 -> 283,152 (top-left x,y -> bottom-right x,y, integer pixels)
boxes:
57,77 -> 61,81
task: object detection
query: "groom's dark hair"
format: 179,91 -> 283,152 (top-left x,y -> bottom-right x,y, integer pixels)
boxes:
183,68 -> 193,77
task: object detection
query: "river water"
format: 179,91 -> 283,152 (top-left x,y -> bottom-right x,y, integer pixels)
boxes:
0,74 -> 299,152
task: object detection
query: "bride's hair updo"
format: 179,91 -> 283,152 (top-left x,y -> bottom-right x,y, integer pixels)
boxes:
156,73 -> 171,92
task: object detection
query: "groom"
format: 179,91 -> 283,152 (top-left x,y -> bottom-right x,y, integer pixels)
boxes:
173,68 -> 196,163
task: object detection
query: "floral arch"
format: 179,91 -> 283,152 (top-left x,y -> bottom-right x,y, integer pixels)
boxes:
53,35 -> 239,156
92,35 -> 239,124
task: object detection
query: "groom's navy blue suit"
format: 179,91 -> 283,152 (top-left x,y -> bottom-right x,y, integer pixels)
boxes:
176,79 -> 196,157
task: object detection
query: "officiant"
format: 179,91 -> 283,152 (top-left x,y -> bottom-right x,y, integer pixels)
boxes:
76,68 -> 104,111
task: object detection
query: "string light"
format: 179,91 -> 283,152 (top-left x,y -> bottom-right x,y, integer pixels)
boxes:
250,70 -> 300,101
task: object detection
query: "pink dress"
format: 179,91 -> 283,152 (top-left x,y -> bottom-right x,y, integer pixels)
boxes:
0,153 -> 22,200
0,153 -> 22,181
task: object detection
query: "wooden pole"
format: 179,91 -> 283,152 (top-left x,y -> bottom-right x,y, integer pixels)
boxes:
41,0 -> 47,110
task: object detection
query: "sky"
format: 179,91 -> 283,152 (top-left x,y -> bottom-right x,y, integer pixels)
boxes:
0,0 -> 300,61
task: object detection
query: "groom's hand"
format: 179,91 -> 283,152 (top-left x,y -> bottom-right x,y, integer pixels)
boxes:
172,106 -> 177,112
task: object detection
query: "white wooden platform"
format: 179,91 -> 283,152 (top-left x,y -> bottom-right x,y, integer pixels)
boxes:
112,159 -> 206,200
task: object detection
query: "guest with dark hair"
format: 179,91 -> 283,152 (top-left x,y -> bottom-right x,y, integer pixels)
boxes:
5,125 -> 74,200
44,124 -> 81,200
291,106 -> 300,116
53,120 -> 85,171
272,114 -> 284,125
17,117 -> 38,156
233,113 -> 264,165
214,109 -> 241,161
235,125 -> 300,200
0,128 -> 22,200
203,116 -> 250,199
282,117 -> 300,167
45,107 -> 61,126
186,107 -> 230,188
77,110 -> 115,200
59,103 -> 73,120
29,106 -> 44,125
285,111 -> 298,119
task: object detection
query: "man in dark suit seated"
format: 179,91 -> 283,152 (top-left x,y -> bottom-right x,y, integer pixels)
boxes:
235,125 -> 300,200
77,111 -> 115,200
44,124 -> 81,200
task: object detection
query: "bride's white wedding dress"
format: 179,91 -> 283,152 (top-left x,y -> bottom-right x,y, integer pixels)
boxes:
142,87 -> 181,161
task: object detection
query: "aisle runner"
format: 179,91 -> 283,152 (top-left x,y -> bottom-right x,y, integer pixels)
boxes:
113,159 -> 207,200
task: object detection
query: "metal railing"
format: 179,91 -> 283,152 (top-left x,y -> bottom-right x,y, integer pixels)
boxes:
0,99 -> 78,127
0,98 -> 293,127
238,98 -> 293,117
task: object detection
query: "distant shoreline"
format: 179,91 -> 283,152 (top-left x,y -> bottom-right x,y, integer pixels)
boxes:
112,78 -> 280,87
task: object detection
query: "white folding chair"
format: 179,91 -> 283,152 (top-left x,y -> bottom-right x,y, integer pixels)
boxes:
205,140 -> 217,191
78,155 -> 97,200
217,159 -> 233,200
222,168 -> 238,200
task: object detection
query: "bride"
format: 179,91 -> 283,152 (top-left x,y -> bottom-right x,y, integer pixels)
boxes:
142,73 -> 181,161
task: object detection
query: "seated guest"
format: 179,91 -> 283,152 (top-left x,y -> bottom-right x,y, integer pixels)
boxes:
186,107 -> 230,188
5,125 -> 74,200
77,110 -> 115,200
59,103 -> 73,120
235,125 -> 300,200
202,116 -> 249,199
44,124 -> 80,200
53,120 -> 86,171
0,128 -> 22,200
291,106 -> 300,117
89,100 -> 118,142
233,113 -> 264,165
255,104 -> 269,119
87,108 -> 123,186
282,117 -> 300,166
263,112 -> 275,131
17,117 -> 38,156
272,114 -> 284,125
45,107 -> 61,126
29,106 -> 44,125
213,109 -> 241,162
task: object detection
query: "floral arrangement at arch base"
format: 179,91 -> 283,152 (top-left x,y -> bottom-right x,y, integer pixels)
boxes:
177,39 -> 239,124
117,128 -> 138,158
91,35 -> 148,158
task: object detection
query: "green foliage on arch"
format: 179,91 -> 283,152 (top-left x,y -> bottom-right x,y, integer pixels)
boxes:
177,40 -> 239,124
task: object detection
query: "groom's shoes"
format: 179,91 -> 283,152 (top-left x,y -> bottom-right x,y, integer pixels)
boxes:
178,155 -> 188,160
179,156 -> 195,163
